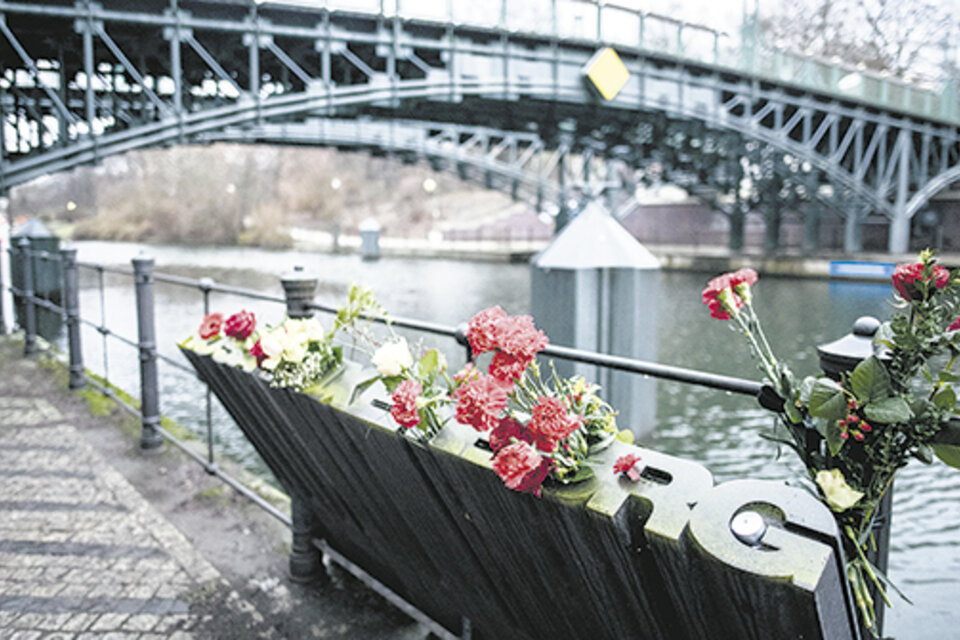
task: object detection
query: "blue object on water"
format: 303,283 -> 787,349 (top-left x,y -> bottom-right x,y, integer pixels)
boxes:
829,260 -> 896,279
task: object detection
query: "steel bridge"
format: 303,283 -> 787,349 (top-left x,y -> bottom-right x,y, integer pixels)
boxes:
3,0 -> 960,253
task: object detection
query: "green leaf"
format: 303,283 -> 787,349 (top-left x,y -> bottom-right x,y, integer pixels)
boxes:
418,350 -> 439,379
850,356 -> 891,403
939,371 -> 959,383
812,417 -> 829,437
934,386 -> 957,411
932,421 -> 960,470
873,322 -> 895,353
863,397 -> 913,424
825,419 -> 846,456
808,379 -> 848,421
799,376 -> 817,404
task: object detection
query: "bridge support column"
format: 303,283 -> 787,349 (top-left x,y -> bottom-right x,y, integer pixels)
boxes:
889,213 -> 910,255
803,206 -> 821,253
844,209 -> 862,254
728,206 -> 745,252
889,130 -> 911,254
763,207 -> 781,254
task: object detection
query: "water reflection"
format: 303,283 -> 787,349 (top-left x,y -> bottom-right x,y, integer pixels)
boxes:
69,241 -> 958,636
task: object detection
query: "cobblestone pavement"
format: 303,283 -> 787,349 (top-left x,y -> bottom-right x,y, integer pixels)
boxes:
0,366 -> 272,639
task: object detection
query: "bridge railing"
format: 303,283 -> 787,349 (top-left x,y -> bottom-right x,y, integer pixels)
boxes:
314,0 -> 956,123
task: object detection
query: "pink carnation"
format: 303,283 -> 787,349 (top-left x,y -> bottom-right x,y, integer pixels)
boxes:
613,453 -> 642,482
467,306 -> 508,356
495,315 -> 549,362
492,442 -> 552,496
390,380 -> 422,429
453,375 -> 509,432
527,396 -> 581,452
199,313 -> 223,339
488,351 -> 528,383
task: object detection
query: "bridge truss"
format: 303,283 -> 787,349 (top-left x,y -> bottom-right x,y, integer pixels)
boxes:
2,0 -> 960,253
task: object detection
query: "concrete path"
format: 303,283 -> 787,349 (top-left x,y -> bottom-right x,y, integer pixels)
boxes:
0,337 -> 429,640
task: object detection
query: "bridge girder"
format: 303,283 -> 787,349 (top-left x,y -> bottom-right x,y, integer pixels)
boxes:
2,0 -> 960,253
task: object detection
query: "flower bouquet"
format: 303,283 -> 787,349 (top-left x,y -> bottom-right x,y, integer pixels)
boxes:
702,251 -> 960,636
180,284 -> 383,398
369,306 -> 623,496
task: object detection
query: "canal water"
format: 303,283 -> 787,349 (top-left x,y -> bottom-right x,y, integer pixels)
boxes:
68,240 -> 957,637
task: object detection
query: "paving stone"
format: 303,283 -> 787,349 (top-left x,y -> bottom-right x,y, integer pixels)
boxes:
0,353 -> 272,640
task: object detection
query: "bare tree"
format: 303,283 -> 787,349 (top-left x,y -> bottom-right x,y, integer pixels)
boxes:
759,0 -> 957,80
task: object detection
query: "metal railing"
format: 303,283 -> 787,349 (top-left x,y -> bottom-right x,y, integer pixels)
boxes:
5,241 -> 767,502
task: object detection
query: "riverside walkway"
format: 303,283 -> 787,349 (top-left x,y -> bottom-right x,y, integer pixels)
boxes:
0,336 -> 429,640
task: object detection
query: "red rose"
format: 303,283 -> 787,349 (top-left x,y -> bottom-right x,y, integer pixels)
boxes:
892,262 -> 949,301
390,379 -> 422,429
488,351 -> 528,383
492,442 -> 552,496
199,313 -> 224,339
467,306 -> 508,356
527,396 -> 581,452
224,310 -> 256,340
489,417 -> 532,453
614,453 -> 642,482
453,375 -> 509,432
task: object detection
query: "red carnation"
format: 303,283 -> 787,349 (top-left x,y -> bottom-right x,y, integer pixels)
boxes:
489,417 -> 532,453
467,306 -> 508,356
453,362 -> 481,385
701,274 -> 743,321
390,379 -> 422,429
492,442 -> 552,496
950,317 -> 960,332
199,313 -> 224,339
892,262 -> 950,302
224,310 -> 256,340
453,375 -> 509,432
614,453 -> 642,482
527,396 -> 581,452
728,268 -> 758,304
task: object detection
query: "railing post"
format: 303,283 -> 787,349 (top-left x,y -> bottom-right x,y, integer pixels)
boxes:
289,497 -> 322,583
19,238 -> 37,356
281,266 -> 318,319
133,255 -> 163,453
61,247 -> 85,389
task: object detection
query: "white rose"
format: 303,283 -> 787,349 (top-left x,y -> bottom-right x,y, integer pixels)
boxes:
372,338 -> 413,377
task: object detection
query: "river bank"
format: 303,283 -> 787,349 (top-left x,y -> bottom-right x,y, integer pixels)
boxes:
290,227 -> 950,280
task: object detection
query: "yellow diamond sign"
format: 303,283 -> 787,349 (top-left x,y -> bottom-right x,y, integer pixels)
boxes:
583,47 -> 630,101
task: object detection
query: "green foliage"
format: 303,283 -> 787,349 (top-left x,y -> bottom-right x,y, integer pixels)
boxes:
807,379 -> 847,421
